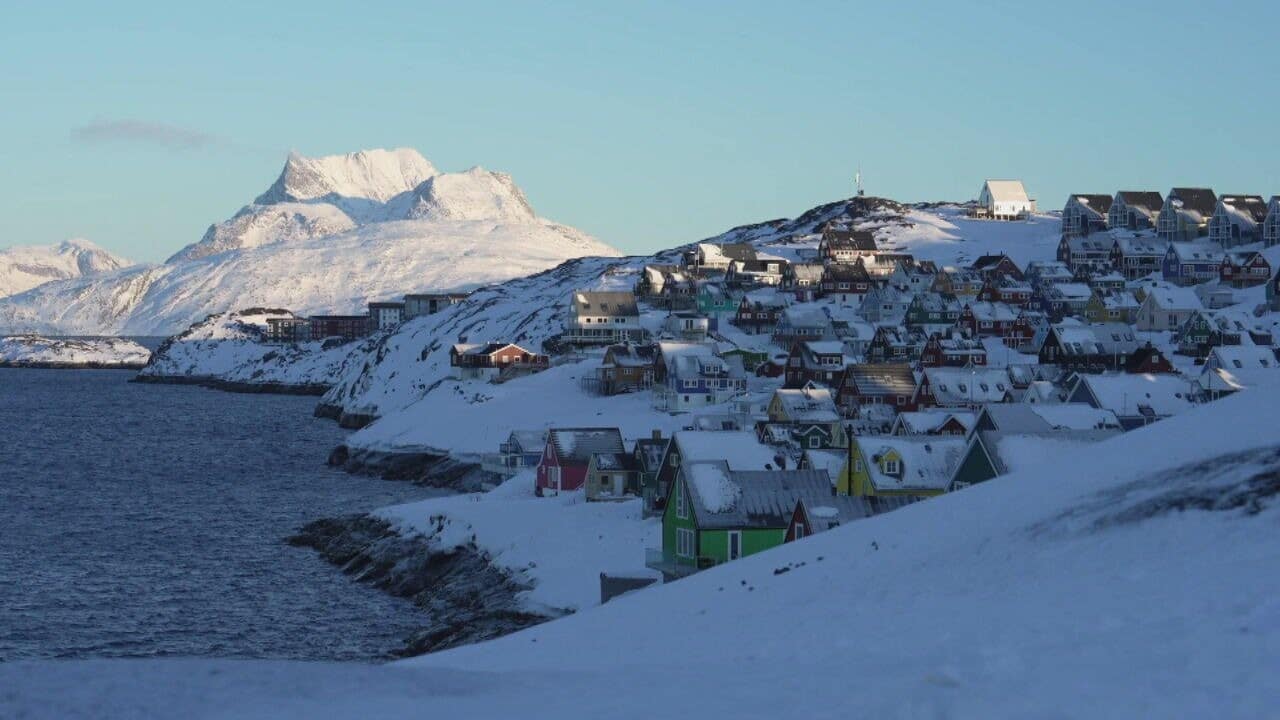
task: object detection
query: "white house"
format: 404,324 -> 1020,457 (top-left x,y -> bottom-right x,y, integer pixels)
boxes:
1136,284 -> 1203,332
565,291 -> 644,344
368,301 -> 405,330
976,180 -> 1036,220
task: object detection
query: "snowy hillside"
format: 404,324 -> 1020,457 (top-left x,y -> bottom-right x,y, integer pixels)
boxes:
137,309 -> 368,390
4,382 -> 1277,718
309,199 -> 1059,447
0,334 -> 150,368
0,239 -> 131,298
0,149 -> 618,336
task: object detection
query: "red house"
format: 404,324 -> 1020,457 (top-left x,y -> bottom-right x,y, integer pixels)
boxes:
535,428 -> 625,496
919,333 -> 988,368
1220,251 -> 1272,289
970,253 -> 1024,281
836,363 -> 919,415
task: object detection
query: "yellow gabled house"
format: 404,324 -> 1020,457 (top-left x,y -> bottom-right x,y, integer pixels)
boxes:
840,436 -> 967,498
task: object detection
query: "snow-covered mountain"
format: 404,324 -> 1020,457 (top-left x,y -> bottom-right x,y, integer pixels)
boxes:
0,239 -> 131,298
0,148 -> 618,335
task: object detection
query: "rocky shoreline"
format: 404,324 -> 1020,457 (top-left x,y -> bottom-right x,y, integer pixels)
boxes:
327,444 -> 491,494
287,514 -> 554,657
0,360 -> 147,370
131,374 -> 331,396
314,401 -> 377,429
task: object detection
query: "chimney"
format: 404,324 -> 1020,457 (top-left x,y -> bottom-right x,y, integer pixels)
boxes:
651,429 -> 662,441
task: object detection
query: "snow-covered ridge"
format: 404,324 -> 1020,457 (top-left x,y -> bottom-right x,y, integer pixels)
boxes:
0,239 -> 132,298
0,148 -> 619,335
0,334 -> 150,368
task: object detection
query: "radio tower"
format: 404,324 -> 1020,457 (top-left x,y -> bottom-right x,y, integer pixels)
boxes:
855,166 -> 865,197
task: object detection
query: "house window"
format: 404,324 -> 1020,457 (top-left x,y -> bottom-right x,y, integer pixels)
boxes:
794,522 -> 807,539
883,459 -> 901,475
676,527 -> 695,557
676,486 -> 688,519
809,436 -> 821,449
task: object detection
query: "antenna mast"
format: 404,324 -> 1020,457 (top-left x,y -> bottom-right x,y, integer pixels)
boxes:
855,166 -> 865,197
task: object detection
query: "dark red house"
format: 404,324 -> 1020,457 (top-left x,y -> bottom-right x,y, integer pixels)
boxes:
535,428 -> 626,496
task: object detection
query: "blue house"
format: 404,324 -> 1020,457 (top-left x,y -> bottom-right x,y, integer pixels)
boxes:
653,341 -> 747,411
1162,242 -> 1225,286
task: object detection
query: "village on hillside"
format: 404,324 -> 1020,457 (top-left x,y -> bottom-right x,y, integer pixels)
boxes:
265,180 -> 1280,591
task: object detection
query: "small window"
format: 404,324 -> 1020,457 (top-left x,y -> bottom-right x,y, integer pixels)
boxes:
676,486 -> 688,519
883,459 -> 901,475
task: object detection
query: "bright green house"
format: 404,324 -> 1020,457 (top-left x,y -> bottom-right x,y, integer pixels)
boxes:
647,460 -> 829,579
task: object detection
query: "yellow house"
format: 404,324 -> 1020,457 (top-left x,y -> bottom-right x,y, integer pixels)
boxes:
842,436 -> 966,497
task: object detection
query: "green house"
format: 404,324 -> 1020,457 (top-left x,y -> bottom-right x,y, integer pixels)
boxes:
647,460 -> 830,579
697,283 -> 739,314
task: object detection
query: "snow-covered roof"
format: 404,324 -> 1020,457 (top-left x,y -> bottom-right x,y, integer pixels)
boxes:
924,367 -> 1012,404
672,431 -> 782,472
549,428 -> 625,466
1143,285 -> 1203,311
982,180 -> 1031,203
1077,374 -> 1196,418
861,436 -> 966,492
680,461 -> 833,529
772,386 -> 840,423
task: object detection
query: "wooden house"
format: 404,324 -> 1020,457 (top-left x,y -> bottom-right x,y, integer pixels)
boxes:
890,410 -> 975,437
653,341 -> 747,411
1136,285 -> 1203,331
1157,187 -> 1218,241
783,341 -> 848,389
970,253 -> 1024,281
535,428 -> 626,495
818,228 -> 877,263
648,431 -> 786,514
565,291 -> 644,345
932,269 -> 985,298
919,332 -> 987,368
836,362 -> 919,415
650,461 -> 836,578
1083,290 -> 1140,324
1037,323 -> 1141,372
904,292 -> 963,329
1061,194 -> 1112,236
1035,282 -> 1093,321
1265,196 -> 1280,247
978,277 -> 1034,308
1108,191 -> 1164,231
975,179 -> 1036,220
595,343 -> 657,395
865,326 -> 919,364
818,262 -> 872,301
1161,241 -> 1225,285
1219,251 -> 1271,288
450,342 -> 549,381
1208,195 -> 1268,248
732,297 -> 785,334
918,367 -> 1013,408
1056,235 -> 1114,276
584,452 -> 642,501
1109,236 -> 1168,280
958,301 -> 1020,337
1067,373 -> 1196,429
949,428 -> 1121,489
841,435 -> 966,498
772,306 -> 834,348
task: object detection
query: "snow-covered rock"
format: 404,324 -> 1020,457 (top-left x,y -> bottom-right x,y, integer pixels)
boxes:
0,334 -> 150,368
0,148 -> 619,336
0,239 -> 132,298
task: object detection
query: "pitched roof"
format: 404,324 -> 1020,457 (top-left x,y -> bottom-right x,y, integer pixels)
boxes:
573,291 -> 639,317
680,461 -> 833,529
979,403 -> 1120,433
1069,194 -> 1113,215
843,363 -> 918,396
773,386 -> 841,422
860,436 -> 966,492
821,228 -> 877,250
1167,188 -> 1218,218
983,180 -> 1031,203
1217,195 -> 1269,224
973,428 -> 1121,477
548,428 -> 626,466
923,367 -> 1013,404
1076,374 -> 1196,417
1116,191 -> 1164,213
591,452 -> 640,472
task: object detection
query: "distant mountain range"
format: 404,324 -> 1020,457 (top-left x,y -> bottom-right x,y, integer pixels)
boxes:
0,148 -> 618,336
0,239 -> 131,299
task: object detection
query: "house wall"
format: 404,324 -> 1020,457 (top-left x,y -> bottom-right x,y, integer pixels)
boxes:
697,528 -> 786,566
951,441 -> 998,487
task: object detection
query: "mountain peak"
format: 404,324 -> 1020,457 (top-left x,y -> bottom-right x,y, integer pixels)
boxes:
405,166 -> 537,223
255,148 -> 438,207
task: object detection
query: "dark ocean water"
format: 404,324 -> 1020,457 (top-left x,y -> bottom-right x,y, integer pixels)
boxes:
0,369 -> 434,661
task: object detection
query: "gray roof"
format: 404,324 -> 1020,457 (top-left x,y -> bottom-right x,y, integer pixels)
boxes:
680,461 -> 832,530
797,495 -> 878,533
548,427 -> 625,466
843,363 -> 917,396
1116,191 -> 1164,213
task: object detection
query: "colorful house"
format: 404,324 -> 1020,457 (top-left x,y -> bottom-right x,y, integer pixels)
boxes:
649,461 -> 832,579
841,436 -> 966,498
535,427 -> 625,496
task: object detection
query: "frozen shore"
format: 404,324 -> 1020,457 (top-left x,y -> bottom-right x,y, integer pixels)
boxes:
0,334 -> 150,369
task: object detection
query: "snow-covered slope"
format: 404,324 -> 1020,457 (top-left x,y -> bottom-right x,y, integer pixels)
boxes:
0,239 -> 132,298
0,149 -> 618,335
313,199 -> 1059,434
137,309 -> 368,389
4,382 -> 1277,718
0,334 -> 150,368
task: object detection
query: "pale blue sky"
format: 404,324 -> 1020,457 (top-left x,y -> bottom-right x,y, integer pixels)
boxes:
1,0 -> 1276,261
